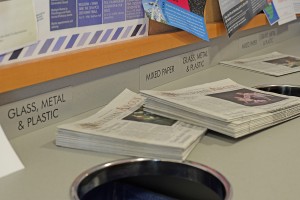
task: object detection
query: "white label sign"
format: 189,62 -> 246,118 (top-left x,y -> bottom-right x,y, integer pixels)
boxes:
181,48 -> 210,75
0,87 -> 72,139
238,28 -> 278,56
259,29 -> 277,48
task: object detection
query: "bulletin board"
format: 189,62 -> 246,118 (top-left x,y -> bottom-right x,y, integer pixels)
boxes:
0,0 -> 148,66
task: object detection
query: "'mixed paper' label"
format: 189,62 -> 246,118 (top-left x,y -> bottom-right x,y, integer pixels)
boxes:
238,28 -> 278,56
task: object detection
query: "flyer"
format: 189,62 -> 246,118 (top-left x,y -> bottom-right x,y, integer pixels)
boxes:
142,0 -> 209,41
264,0 -> 279,25
273,0 -> 296,25
294,0 -> 300,13
218,0 -> 267,37
0,0 -> 148,66
0,125 -> 24,178
0,0 -> 38,55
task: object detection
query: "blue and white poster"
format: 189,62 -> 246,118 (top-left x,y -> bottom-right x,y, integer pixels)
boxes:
263,0 -> 279,25
142,0 -> 209,41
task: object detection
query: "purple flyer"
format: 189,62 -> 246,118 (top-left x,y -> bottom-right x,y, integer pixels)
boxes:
50,0 -> 77,31
103,0 -> 125,23
78,0 -> 102,27
126,0 -> 145,20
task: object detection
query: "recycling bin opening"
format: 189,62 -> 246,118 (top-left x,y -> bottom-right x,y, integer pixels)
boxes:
254,84 -> 300,97
71,158 -> 232,200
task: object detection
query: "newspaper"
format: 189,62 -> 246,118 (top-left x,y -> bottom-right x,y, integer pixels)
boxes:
221,52 -> 300,76
141,79 -> 300,137
56,89 -> 206,160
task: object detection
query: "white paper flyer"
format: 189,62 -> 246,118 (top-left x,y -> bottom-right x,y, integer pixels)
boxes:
0,125 -> 24,178
273,0 -> 297,25
0,0 -> 38,55
293,0 -> 300,13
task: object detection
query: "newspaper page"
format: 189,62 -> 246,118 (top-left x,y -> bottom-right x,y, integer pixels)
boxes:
141,79 -> 300,122
0,0 -> 38,55
218,0 -> 267,37
221,52 -> 300,76
273,0 -> 297,25
142,0 -> 209,41
57,89 -> 206,156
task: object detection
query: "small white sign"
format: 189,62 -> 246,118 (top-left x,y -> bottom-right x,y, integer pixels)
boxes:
0,125 -> 24,179
259,29 -> 277,48
238,28 -> 278,57
0,87 -> 72,139
181,48 -> 210,76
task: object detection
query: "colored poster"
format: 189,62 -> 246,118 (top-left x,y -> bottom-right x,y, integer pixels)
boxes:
168,0 -> 190,10
263,1 -> 279,25
142,0 -> 209,41
0,0 -> 148,66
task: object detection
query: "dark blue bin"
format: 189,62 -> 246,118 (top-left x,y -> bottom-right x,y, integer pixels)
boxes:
71,158 -> 232,200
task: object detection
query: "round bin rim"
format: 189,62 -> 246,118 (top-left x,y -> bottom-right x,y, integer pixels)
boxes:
254,84 -> 300,89
70,157 -> 232,200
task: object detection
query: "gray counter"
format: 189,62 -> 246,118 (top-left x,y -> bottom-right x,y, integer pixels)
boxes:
1,36 -> 300,200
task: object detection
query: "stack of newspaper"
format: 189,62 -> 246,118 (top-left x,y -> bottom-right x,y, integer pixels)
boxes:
56,89 -> 206,161
141,79 -> 300,138
220,52 -> 300,76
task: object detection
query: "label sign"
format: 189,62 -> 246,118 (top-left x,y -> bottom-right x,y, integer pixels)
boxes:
182,48 -> 209,75
140,47 -> 210,89
0,87 -> 72,139
145,64 -> 176,82
259,29 -> 277,47
238,28 -> 278,56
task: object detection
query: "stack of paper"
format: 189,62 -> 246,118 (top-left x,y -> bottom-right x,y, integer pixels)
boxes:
141,79 -> 300,138
56,89 -> 206,161
221,52 -> 300,76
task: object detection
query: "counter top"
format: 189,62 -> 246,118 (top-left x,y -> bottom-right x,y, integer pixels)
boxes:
1,35 -> 300,200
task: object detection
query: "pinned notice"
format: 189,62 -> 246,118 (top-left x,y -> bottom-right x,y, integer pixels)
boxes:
142,0 -> 209,41
0,0 -> 38,55
0,125 -> 24,178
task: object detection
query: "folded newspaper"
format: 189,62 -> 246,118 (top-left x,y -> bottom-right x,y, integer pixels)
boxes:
141,79 -> 300,138
220,52 -> 300,76
56,89 -> 206,161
